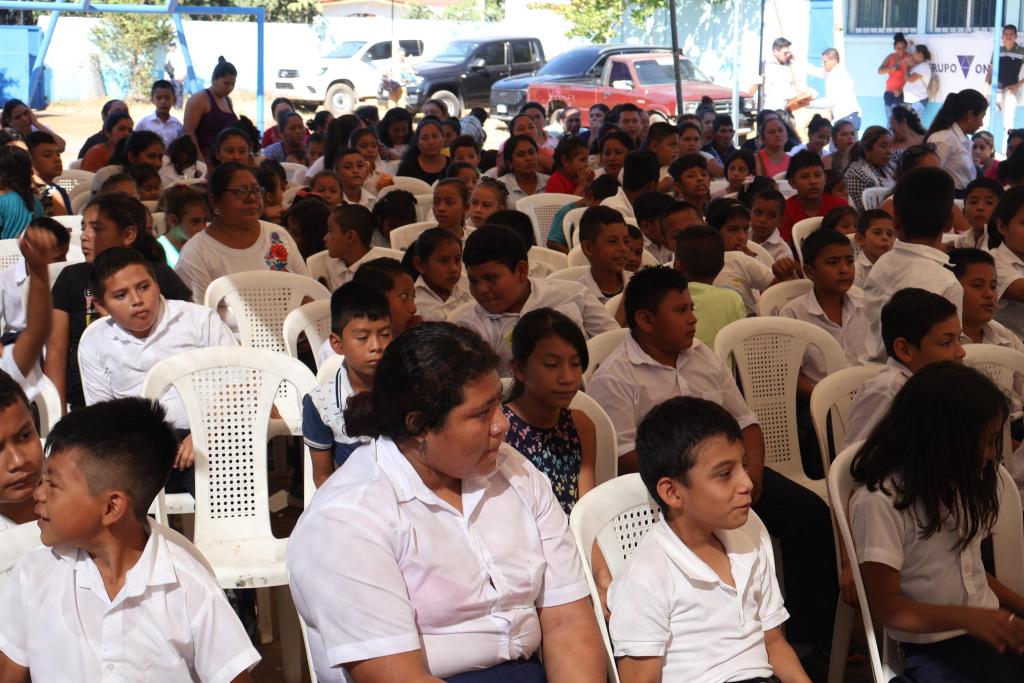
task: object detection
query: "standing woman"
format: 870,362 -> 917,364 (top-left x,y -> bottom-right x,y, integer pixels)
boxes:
878,33 -> 912,115
844,125 -> 896,212
754,117 -> 790,177
926,88 -> 988,194
183,57 -> 239,163
286,321 -> 606,683
0,99 -> 66,152
396,119 -> 449,185
81,112 -> 134,172
902,45 -> 932,118
498,134 -> 549,205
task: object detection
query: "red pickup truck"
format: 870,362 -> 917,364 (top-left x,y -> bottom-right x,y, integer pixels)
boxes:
526,52 -> 753,129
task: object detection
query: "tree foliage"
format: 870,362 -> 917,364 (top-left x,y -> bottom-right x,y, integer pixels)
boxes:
90,1 -> 175,100
532,0 -> 666,43
405,0 -> 504,22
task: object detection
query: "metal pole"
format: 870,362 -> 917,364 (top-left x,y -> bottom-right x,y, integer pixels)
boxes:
256,6 -> 264,132
993,0 -> 1005,146
757,0 -> 766,110
731,0 -> 740,144
29,10 -> 61,107
172,12 -> 199,95
668,0 -> 684,120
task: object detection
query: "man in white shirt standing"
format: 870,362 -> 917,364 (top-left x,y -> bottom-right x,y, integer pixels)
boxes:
761,37 -> 815,128
808,48 -> 862,131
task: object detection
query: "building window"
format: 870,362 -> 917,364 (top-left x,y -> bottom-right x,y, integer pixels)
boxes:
931,0 -> 1001,32
849,0 -> 918,33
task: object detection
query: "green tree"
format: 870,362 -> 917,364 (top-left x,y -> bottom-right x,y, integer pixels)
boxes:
531,0 -> 661,42
90,1 -> 175,100
404,0 -> 437,19
441,0 -> 481,21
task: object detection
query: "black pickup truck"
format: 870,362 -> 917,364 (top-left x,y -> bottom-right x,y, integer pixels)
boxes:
489,44 -> 670,121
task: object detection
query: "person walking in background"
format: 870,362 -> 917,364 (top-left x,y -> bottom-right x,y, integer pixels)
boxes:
807,48 -> 862,131
878,33 -> 912,115
988,25 -> 1024,151
903,45 -> 933,119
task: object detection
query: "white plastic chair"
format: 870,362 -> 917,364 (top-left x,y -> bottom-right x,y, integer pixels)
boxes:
603,292 -> 623,318
0,240 -> 21,270
305,250 -> 332,288
860,186 -> 890,211
388,176 -> 434,196
71,192 -> 92,215
963,344 -> 1024,487
569,473 -> 775,683
571,390 -> 618,486
280,162 -> 308,185
528,245 -> 568,273
564,206 -> 587,249
141,199 -> 159,211
68,158 -> 83,170
142,347 -> 313,683
51,214 -> 81,231
567,244 -> 590,267
33,374 -> 63,438
791,216 -> 823,263
775,179 -> 796,198
283,299 -> 332,365
316,352 -> 345,384
549,265 -> 590,281
389,220 -> 438,251
582,327 -> 629,387
151,212 -> 167,236
714,317 -> 847,500
756,279 -> 812,317
0,522 -> 41,591
517,193 -> 578,246
53,169 -> 95,198
413,193 -> 434,222
282,185 -> 303,208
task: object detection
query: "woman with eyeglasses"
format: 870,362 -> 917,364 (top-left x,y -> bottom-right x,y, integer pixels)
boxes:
175,162 -> 309,320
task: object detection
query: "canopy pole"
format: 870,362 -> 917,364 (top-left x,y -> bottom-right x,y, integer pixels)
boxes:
668,0 -> 684,119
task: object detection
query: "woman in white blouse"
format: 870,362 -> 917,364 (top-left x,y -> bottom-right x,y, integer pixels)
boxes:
287,322 -> 605,683
925,88 -> 988,194
498,135 -> 549,207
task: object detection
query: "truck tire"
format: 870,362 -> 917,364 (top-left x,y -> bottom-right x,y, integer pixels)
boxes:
432,90 -> 463,118
325,83 -> 357,116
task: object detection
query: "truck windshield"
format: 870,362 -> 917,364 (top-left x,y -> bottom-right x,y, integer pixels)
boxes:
536,48 -> 600,77
430,41 -> 479,63
633,57 -> 700,85
326,41 -> 367,59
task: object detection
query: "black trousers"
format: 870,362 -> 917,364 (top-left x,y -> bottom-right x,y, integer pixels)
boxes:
897,635 -> 1024,682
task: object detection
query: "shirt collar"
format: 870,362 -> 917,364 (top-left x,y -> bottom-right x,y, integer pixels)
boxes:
108,297 -> 177,345
885,357 -> 913,379
762,229 -> 784,245
952,122 -> 968,143
478,277 -> 541,320
334,360 -> 354,409
624,333 -> 686,370
803,289 -> 861,322
892,239 -> 950,265
651,519 -> 758,590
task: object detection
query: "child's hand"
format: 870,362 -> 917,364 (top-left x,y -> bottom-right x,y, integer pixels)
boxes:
772,257 -> 802,280
175,434 -> 195,470
656,176 -> 676,194
377,173 -> 394,190
839,561 -> 859,607
20,226 -> 57,278
964,608 -> 1024,654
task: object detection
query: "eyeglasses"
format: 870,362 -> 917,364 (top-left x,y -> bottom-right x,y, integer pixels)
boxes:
224,185 -> 263,199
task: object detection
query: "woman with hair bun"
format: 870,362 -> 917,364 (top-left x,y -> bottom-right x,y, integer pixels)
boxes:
877,32 -> 912,115
926,88 -> 988,192
183,56 -> 239,162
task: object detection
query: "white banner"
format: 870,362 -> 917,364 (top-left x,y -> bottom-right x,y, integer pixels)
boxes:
917,31 -> 995,101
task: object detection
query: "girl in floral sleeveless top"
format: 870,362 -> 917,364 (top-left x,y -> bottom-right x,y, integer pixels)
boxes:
503,308 -> 597,514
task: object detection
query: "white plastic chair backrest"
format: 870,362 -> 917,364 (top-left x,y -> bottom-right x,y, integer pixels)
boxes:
564,206 -> 587,249
528,245 -> 568,273
709,178 -> 729,195
202,270 -> 330,352
316,352 -> 345,384
305,250 -> 332,288
51,214 -> 81,231
413,193 -> 434,222
566,244 -> 590,267
0,240 -> 21,270
283,298 -> 332,361
54,169 -> 95,194
791,216 -> 823,263
963,344 -> 1024,485
756,279 -> 812,317
715,317 -> 848,497
549,265 -> 590,281
68,158 -> 83,170
570,391 -> 618,486
603,293 -> 622,318
141,348 -> 316,544
33,374 -> 63,438
808,364 -> 886,475
71,192 -> 91,215
0,523 -> 42,592
861,186 -> 889,211
389,221 -> 438,251
389,176 -> 434,195
775,179 -> 796,198
151,212 -> 167,236
582,328 -> 629,386
282,185 -> 303,208
279,162 -> 308,185
517,193 -> 578,246
141,200 -> 159,211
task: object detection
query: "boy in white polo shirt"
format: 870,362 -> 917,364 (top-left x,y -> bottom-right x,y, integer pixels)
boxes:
0,398 -> 260,682
609,396 -> 811,683
587,266 -> 839,664
77,248 -> 237,496
576,205 -> 632,304
457,226 -> 618,375
863,167 -> 964,361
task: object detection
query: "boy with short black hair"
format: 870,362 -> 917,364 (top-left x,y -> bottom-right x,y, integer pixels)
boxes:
0,370 -> 42,531
77,247 -> 237,496
610,396 -> 810,683
646,122 -> 680,180
633,191 -> 676,264
845,287 -> 966,446
546,174 -> 620,253
853,208 -> 895,288
948,247 -> 1021,350
99,173 -> 138,198
450,135 -> 482,167
0,398 -> 260,682
863,167 -> 963,361
955,176 -> 1003,250
577,205 -> 631,302
303,280 -> 392,487
321,204 -> 392,289
780,150 -> 848,244
673,225 -> 745,348
334,147 -> 376,208
706,200 -> 778,315
657,200 -> 703,256
135,79 -> 184,148
602,150 -> 660,220
457,226 -> 618,374
25,131 -> 69,215
667,153 -> 711,209
624,223 -> 644,272
750,188 -> 794,262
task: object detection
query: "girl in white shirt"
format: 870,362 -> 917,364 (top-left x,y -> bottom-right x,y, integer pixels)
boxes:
849,363 -> 1024,681
412,227 -> 471,322
925,89 -> 988,193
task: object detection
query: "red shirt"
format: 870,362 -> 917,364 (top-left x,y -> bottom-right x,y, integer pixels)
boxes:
544,170 -> 577,194
780,193 -> 848,244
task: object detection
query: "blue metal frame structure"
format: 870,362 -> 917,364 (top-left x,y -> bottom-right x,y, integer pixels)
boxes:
0,0 -> 264,130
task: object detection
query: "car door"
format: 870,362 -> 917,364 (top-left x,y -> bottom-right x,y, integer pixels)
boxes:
509,39 -> 542,78
602,59 -> 635,108
462,40 -> 508,104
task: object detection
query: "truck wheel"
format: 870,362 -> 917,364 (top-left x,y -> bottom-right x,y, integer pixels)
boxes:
433,90 -> 463,118
325,83 -> 357,116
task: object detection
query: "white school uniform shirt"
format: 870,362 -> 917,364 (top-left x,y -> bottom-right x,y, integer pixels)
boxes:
303,156 -> 326,185
961,319 -> 1024,418
779,289 -> 867,383
849,478 -> 998,644
601,189 -> 637,221
319,247 -> 394,291
455,277 -> 619,376
862,240 -> 963,362
608,519 -> 788,683
928,123 -> 976,190
77,298 -> 237,430
415,278 -> 472,322
953,227 -> 987,251
135,112 -> 185,149
852,250 -> 875,289
643,235 -> 674,265
0,519 -> 261,682
588,335 -> 758,456
746,240 -> 775,268
0,258 -> 26,336
991,242 -> 1024,338
340,187 -> 376,210
497,173 -> 550,207
716,251 -> 774,315
843,359 -> 912,447
755,228 -> 793,262
159,162 -> 203,188
286,438 -> 589,681
574,268 -> 631,304
0,338 -> 42,403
